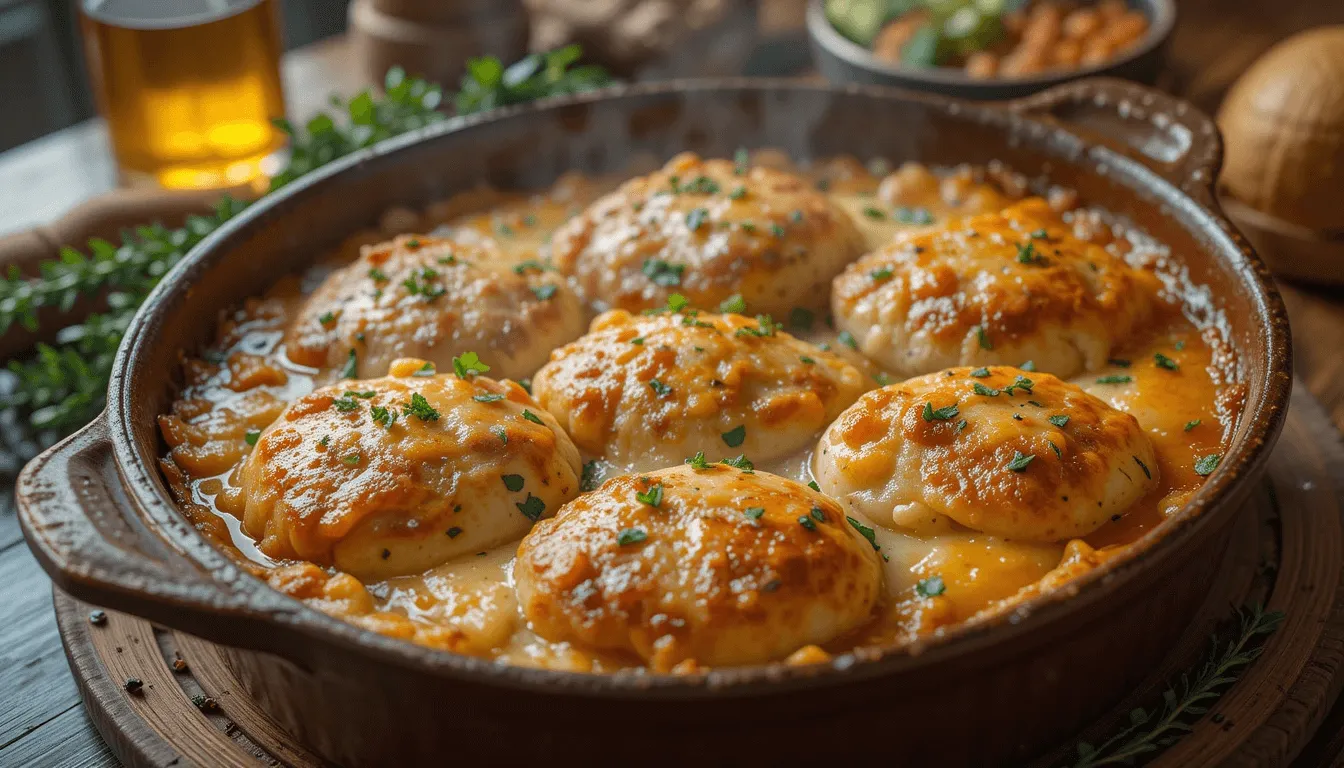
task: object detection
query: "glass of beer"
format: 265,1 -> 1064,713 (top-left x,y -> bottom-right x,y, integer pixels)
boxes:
80,0 -> 287,191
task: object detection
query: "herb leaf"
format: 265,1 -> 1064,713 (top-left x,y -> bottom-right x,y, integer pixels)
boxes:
916,575 -> 945,598
922,401 -> 960,422
617,528 -> 648,546
1194,454 -> 1222,476
635,483 -> 664,507
452,351 -> 490,379
1006,451 -> 1035,472
721,424 -> 746,447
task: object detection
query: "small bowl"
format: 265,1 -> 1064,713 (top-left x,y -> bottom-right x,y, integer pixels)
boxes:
807,0 -> 1176,99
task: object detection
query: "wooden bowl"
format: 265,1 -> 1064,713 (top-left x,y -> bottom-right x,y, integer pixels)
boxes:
806,0 -> 1176,100
16,79 -> 1292,766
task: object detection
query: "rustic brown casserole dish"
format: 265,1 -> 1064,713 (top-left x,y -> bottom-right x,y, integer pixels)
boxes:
18,78 -> 1291,766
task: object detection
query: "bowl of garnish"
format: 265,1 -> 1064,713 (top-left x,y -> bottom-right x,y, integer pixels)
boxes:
809,0 -> 1175,99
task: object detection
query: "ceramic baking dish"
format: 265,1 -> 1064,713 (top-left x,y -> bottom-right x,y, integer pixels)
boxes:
18,78 -> 1291,766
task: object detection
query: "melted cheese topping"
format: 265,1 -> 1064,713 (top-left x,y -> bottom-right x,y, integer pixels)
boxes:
156,154 -> 1243,672
531,309 -> 871,472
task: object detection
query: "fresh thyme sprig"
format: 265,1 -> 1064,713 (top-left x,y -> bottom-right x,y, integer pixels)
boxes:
0,49 -> 610,437
1069,603 -> 1284,767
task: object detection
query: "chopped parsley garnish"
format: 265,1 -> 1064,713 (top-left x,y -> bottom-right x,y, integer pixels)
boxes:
666,293 -> 690,313
244,429 -> 260,446
838,330 -> 858,350
346,390 -> 376,399
916,575 -> 946,598
721,454 -> 754,472
341,349 -> 358,379
973,382 -> 1000,397
491,426 -> 508,444
1016,242 -> 1043,265
874,372 -> 893,386
1030,229 -> 1049,240
1003,375 -> 1034,396
734,148 -> 750,175
1184,419 -> 1201,432
799,355 -> 816,365
318,311 -> 335,326
501,474 -> 526,492
580,460 -> 600,491
740,221 -> 757,234
721,424 -> 746,447
846,516 -> 882,554
870,267 -> 894,281
956,419 -> 968,432
332,395 -> 361,412
642,258 -> 685,287
531,284 -> 558,301
1096,375 -> 1133,384
516,494 -> 545,521
370,405 -> 397,429
473,393 -> 505,403
1154,352 -> 1180,371
401,274 -> 446,301
1048,414 -> 1070,428
975,326 -> 993,350
718,294 -> 747,314
1006,451 -> 1036,472
769,223 -> 786,238
403,393 -> 441,421
452,351 -> 490,379
685,208 -> 709,232
743,507 -> 765,521
341,452 -> 361,466
798,515 -> 817,531
735,314 -> 780,338
413,362 -> 436,377
863,206 -> 885,220
513,259 -> 553,275
922,402 -> 960,422
1194,454 -> 1222,476
811,507 -> 826,523
1107,358 -> 1132,367
648,379 -> 673,397
729,185 -> 746,200
630,337 -> 645,345
808,480 -> 821,491
1048,440 -> 1062,458
617,528 -> 648,546
367,267 -> 388,282
635,483 -> 664,508
680,175 -> 720,195
318,435 -> 330,447
685,451 -> 711,470
519,378 -> 532,394
894,206 -> 934,225
970,367 -> 991,378
1134,456 -> 1152,479
446,527 -> 462,539
789,307 -> 814,331
1020,360 -> 1036,372
522,409 -> 545,425
1175,340 -> 1186,350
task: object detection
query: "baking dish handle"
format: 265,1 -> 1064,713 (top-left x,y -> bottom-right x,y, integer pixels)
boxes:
1010,77 -> 1223,206
17,416 -> 300,650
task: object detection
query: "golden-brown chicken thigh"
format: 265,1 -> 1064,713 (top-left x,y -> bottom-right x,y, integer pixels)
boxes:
240,358 -> 582,579
550,152 -> 867,315
514,464 -> 884,670
831,198 -> 1160,379
287,234 -> 586,380
531,308 -> 871,472
813,366 -> 1158,542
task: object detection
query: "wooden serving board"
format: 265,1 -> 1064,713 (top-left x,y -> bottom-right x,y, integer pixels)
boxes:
53,385 -> 1344,768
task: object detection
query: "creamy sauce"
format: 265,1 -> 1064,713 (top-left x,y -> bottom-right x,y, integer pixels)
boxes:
156,155 -> 1241,671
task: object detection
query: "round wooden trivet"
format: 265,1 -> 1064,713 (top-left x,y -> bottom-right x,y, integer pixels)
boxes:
53,385 -> 1344,768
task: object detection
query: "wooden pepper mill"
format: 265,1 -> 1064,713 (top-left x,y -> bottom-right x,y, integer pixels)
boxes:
1217,26 -> 1344,284
348,0 -> 530,87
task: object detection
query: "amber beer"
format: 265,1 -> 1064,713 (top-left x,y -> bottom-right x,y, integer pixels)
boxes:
81,0 -> 286,190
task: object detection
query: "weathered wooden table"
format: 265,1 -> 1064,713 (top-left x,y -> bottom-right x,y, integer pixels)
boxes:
4,3 -> 1344,764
